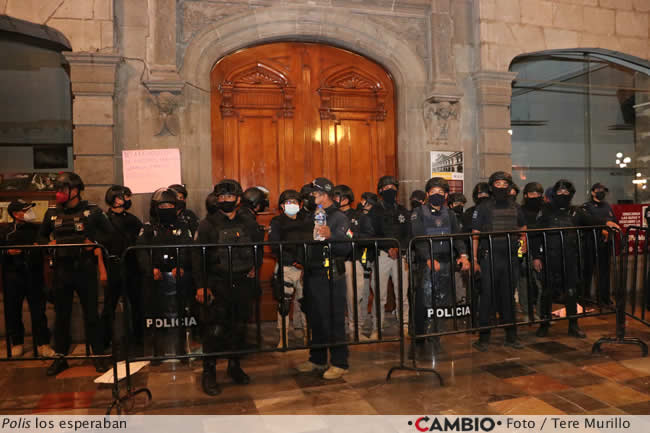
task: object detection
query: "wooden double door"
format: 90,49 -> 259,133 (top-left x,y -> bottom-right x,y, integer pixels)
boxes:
210,42 -> 396,209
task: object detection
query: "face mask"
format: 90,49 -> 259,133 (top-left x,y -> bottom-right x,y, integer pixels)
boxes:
124,200 -> 132,210
410,200 -> 422,210
476,195 -> 489,205
217,200 -> 237,213
304,196 -> 317,212
23,209 -> 37,222
509,195 -> 517,202
524,197 -> 543,210
178,200 -> 187,211
428,194 -> 445,207
553,195 -> 571,208
157,208 -> 177,224
55,191 -> 69,204
381,189 -> 397,205
452,205 -> 464,216
492,187 -> 509,202
284,203 -> 300,216
595,191 -> 606,201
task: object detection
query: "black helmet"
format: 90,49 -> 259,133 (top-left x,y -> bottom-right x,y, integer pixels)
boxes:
150,188 -> 178,218
54,172 -> 84,192
241,187 -> 269,211
377,175 -> 399,192
472,182 -> 490,203
213,179 -> 243,197
205,192 -> 219,215
300,183 -> 315,200
425,177 -> 450,194
410,190 -> 426,202
168,184 -> 188,199
448,192 -> 467,205
333,184 -> 354,203
488,171 -> 513,187
105,185 -> 126,207
523,182 -> 544,196
510,183 -> 520,197
361,192 -> 378,206
278,189 -> 301,207
553,179 -> 576,198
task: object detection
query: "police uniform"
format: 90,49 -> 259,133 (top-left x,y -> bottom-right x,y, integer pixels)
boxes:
472,194 -> 526,348
178,208 -> 200,237
518,189 -> 545,321
38,199 -> 114,369
410,203 -> 466,340
1,209 -> 51,353
581,197 -> 617,305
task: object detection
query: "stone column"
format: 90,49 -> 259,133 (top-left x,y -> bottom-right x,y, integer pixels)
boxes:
472,70 -> 518,180
145,0 -> 183,88
430,0 -> 462,99
65,52 -> 121,206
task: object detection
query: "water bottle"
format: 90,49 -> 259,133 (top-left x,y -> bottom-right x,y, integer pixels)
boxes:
313,205 -> 327,240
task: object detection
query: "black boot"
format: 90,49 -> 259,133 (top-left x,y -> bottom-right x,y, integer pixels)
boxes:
568,320 -> 586,338
201,364 -> 221,396
536,323 -> 549,338
504,328 -> 523,349
472,332 -> 490,352
227,359 -> 250,385
93,358 -> 110,373
47,358 -> 69,376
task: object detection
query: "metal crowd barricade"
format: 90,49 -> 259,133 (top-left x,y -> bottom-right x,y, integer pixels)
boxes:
392,226 -> 625,382
593,226 -> 649,356
0,243 -> 119,411
110,237 -> 406,414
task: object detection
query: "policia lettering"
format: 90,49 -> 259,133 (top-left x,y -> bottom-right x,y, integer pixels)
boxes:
38,172 -> 114,376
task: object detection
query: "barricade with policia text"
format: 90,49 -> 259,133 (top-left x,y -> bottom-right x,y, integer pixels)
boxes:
111,237 -> 408,414
0,243 -> 121,412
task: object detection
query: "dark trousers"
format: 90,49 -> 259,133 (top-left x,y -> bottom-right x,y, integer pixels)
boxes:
3,266 -> 50,347
583,239 -> 611,303
415,262 -> 452,336
540,256 -> 579,325
101,258 -> 144,346
305,271 -> 348,369
202,275 -> 254,369
478,253 -> 519,339
54,258 -> 103,355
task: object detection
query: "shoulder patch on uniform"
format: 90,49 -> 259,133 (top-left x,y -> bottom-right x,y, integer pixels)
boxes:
410,212 -> 417,221
346,228 -> 354,239
472,210 -> 478,219
398,214 -> 406,224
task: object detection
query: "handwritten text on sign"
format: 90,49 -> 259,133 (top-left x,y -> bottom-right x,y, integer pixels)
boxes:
122,149 -> 182,194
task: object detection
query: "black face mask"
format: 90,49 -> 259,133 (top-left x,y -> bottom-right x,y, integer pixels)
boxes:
553,195 -> 571,208
157,208 -> 177,225
381,189 -> 397,205
509,195 -> 517,202
410,200 -> 422,210
452,205 -> 464,216
475,196 -> 489,205
524,197 -> 543,211
595,191 -> 606,201
492,187 -> 509,202
428,194 -> 445,207
217,200 -> 237,213
304,196 -> 317,212
178,200 -> 187,211
124,200 -> 132,210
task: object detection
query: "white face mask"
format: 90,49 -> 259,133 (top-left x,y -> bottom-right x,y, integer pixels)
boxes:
284,203 -> 300,216
23,208 -> 37,222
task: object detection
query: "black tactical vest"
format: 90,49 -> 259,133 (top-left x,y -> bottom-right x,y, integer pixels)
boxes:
482,201 -> 519,254
52,203 -> 96,257
422,206 -> 453,256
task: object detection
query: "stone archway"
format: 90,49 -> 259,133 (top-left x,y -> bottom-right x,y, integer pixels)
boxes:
178,6 -> 429,203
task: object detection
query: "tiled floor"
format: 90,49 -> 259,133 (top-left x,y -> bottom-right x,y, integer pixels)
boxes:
1,314 -> 650,415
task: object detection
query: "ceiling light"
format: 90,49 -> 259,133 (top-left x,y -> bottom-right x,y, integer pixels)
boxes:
617,152 -> 623,158
637,173 -> 642,177
624,157 -> 632,163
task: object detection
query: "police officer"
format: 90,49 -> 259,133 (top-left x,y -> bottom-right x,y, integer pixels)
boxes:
519,182 -> 545,320
1,200 -> 54,358
471,171 -> 527,351
532,180 -> 601,339
358,192 -> 379,213
295,177 -> 352,380
137,188 -> 194,364
269,189 -> 310,348
38,172 -> 113,375
409,190 -> 426,212
509,183 -> 520,202
240,186 -> 270,217
371,175 -> 410,338
582,183 -> 620,305
102,185 -> 144,347
410,178 -> 470,354
447,192 -> 467,231
462,182 -> 490,233
332,184 -> 375,338
194,180 -> 262,396
169,184 -> 200,236
298,183 -> 317,221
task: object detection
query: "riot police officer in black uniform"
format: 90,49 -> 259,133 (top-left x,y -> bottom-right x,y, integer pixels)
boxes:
532,180 -> 598,339
447,192 -> 467,231
332,184 -> 375,337
471,171 -> 527,351
38,172 -> 113,375
194,180 -> 263,396
462,182 -> 490,233
582,183 -> 620,305
409,190 -> 426,212
519,182 -> 545,320
295,177 -> 352,380
136,188 -> 194,364
410,178 -> 469,352
102,185 -> 144,347
169,184 -> 200,237
1,200 -> 54,358
240,186 -> 270,217
298,183 -> 317,221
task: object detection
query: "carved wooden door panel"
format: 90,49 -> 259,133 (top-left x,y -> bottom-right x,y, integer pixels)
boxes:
211,42 -> 395,209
